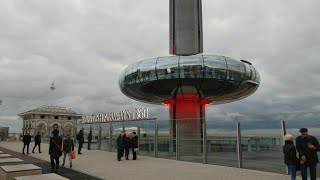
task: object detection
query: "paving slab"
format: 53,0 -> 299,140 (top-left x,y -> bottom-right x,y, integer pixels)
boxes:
0,154 -> 12,158
0,164 -> 41,180
0,158 -> 24,166
15,173 -> 69,180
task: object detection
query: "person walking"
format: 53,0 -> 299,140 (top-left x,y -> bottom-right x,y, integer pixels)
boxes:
283,134 -> 299,180
62,134 -> 74,168
87,130 -> 92,150
32,132 -> 42,153
296,128 -> 320,180
49,129 -> 62,173
116,131 -> 125,161
131,132 -> 138,160
76,130 -> 84,154
22,132 -> 31,154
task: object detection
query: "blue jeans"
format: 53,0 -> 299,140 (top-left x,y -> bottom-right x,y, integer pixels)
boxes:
287,165 -> 296,180
301,163 -> 317,180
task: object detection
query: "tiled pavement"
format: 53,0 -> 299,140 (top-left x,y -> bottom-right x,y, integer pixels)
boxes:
0,141 -> 300,180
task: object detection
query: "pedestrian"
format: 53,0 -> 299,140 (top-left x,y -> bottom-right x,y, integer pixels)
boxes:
62,134 -> 74,168
76,130 -> 84,154
283,134 -> 300,180
116,131 -> 125,161
49,129 -> 62,173
124,132 -> 131,160
131,132 -> 138,160
87,130 -> 92,150
22,132 -> 31,154
296,128 -> 320,180
32,132 -> 42,153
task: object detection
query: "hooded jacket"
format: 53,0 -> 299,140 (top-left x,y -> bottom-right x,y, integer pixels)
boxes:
283,140 -> 299,165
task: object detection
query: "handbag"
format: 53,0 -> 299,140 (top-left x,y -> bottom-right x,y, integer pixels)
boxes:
134,148 -> 139,152
71,150 -> 76,159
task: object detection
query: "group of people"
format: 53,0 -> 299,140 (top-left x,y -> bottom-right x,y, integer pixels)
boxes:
22,132 -> 42,154
116,131 -> 138,161
47,129 -> 75,172
283,127 -> 320,180
22,130 -> 76,173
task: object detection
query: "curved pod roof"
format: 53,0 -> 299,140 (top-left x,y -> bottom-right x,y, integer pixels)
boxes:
119,54 -> 260,105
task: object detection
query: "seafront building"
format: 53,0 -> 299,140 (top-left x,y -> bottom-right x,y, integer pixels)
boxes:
19,105 -> 82,141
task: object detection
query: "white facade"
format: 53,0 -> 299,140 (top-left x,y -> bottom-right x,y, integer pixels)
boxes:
19,105 -> 82,142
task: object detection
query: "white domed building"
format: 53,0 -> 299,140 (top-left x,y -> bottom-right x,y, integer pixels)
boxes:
19,105 -> 82,142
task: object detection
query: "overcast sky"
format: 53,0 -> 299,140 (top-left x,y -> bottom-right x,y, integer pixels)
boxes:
0,0 -> 320,132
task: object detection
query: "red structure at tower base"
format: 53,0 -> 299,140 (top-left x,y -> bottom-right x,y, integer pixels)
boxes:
163,94 -> 212,153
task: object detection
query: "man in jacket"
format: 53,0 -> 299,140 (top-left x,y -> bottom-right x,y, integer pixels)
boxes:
131,132 -> 138,160
22,132 -> 31,154
49,129 -> 62,173
76,130 -> 84,154
116,131 -> 125,161
87,130 -> 92,150
296,128 -> 320,180
32,132 -> 42,153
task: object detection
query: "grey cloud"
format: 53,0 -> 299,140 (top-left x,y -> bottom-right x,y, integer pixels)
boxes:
1,0 -> 320,132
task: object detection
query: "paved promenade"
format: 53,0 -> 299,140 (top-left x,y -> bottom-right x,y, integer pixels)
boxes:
0,141 -> 299,180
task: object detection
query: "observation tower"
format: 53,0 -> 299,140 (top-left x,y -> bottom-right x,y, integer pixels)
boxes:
119,0 -> 260,153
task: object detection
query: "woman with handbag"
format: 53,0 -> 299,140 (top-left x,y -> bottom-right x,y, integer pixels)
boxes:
62,134 -> 74,168
283,134 -> 300,180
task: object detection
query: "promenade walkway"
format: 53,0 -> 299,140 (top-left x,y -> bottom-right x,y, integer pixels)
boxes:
0,141 -> 299,180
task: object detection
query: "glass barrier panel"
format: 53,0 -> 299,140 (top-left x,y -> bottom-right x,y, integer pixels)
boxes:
206,116 -> 238,167
239,115 -> 285,174
139,120 -> 156,157
157,119 -> 176,160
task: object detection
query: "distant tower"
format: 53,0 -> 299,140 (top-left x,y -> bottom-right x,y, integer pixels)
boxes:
119,0 -> 260,154
50,81 -> 55,105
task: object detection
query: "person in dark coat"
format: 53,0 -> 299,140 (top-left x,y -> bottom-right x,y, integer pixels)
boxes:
49,129 -> 62,173
22,132 -> 31,154
124,132 -> 131,160
62,134 -> 74,168
296,128 -> 320,180
283,134 -> 299,180
131,132 -> 138,160
87,130 -> 92,150
116,131 -> 125,161
32,132 -> 42,153
76,130 -> 84,154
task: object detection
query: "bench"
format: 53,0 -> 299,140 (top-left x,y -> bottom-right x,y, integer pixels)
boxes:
0,164 -> 41,180
0,158 -> 24,166
0,155 -> 12,158
15,173 -> 69,180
